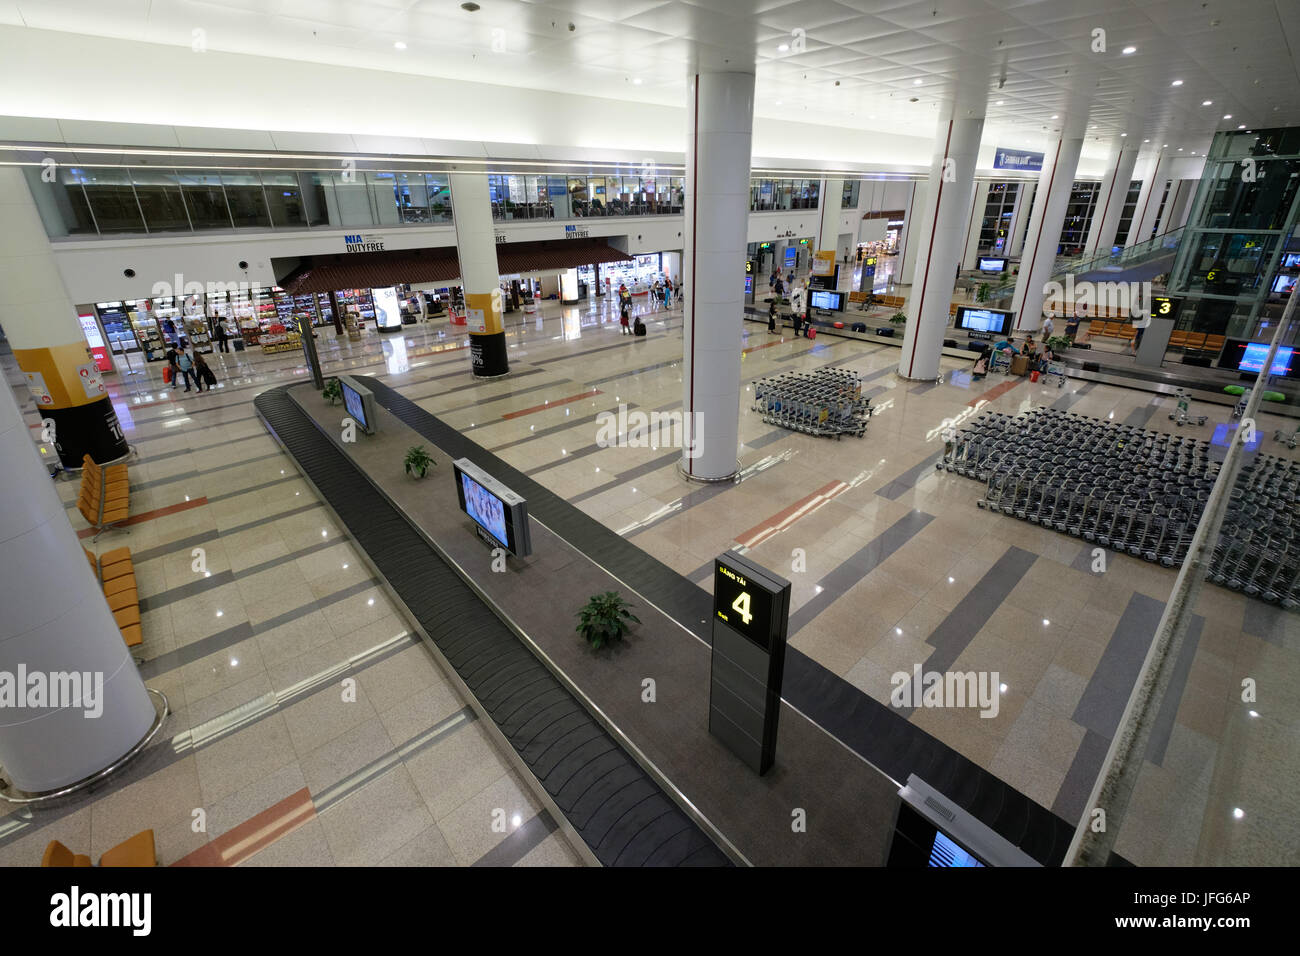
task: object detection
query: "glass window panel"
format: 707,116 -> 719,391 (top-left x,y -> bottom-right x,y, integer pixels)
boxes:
425,174 -> 451,222
298,172 -> 332,226
219,171 -> 271,228
330,171 -> 375,226
80,168 -> 146,233
25,165 -> 97,236
129,168 -> 190,232
176,170 -> 231,230
261,172 -> 307,228
392,171 -> 428,223
367,172 -> 402,225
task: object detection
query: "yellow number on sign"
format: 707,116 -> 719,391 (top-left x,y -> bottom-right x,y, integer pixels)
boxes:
1159,300 -> 1171,314
731,591 -> 753,625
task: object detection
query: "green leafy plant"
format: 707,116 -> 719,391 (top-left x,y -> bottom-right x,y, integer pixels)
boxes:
403,445 -> 434,479
890,311 -> 907,325
575,591 -> 641,651
975,282 -> 991,303
1046,335 -> 1073,353
322,377 -> 342,405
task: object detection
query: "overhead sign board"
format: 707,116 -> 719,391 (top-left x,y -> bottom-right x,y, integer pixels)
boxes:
993,148 -> 1044,172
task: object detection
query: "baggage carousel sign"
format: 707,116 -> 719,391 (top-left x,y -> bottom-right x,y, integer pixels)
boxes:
708,550 -> 791,775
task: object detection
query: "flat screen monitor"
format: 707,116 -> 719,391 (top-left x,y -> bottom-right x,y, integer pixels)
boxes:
1216,339 -> 1298,378
809,290 -> 845,311
744,275 -> 753,295
954,306 -> 1013,336
338,375 -> 377,435
1281,252 -> 1300,268
1270,274 -> 1297,295
452,458 -> 532,557
977,256 -> 1008,274
372,286 -> 403,329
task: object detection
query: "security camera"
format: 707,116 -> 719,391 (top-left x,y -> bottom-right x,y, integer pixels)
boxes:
568,22 -> 575,31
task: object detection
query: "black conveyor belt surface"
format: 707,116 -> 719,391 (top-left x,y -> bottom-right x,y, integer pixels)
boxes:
354,375 -> 1079,866
254,384 -> 731,867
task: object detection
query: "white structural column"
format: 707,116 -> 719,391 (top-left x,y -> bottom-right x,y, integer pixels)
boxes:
449,170 -> 508,377
0,378 -> 156,792
898,113 -> 984,380
1130,153 -> 1166,246
961,182 -> 990,269
817,178 -> 845,261
1011,134 -> 1084,332
682,71 -> 754,481
0,166 -> 129,469
1007,181 -> 1036,258
1083,142 -> 1140,258
898,179 -> 928,284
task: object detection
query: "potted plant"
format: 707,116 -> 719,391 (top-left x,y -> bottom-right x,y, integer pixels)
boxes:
575,591 -> 641,651
1046,334 -> 1073,354
322,377 -> 342,405
890,311 -> 907,326
975,282 -> 990,303
403,445 -> 434,479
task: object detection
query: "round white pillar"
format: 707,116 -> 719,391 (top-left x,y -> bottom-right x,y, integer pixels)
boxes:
0,378 -> 156,793
449,171 -> 508,377
898,114 -> 984,381
1084,143 -> 1140,258
681,71 -> 754,481
1007,181 -> 1035,258
1011,135 -> 1084,333
0,165 -> 129,468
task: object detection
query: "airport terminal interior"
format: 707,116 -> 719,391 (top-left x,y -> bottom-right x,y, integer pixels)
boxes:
0,0 -> 1298,871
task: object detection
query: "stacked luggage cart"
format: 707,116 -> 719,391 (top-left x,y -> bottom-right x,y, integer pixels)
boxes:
938,408 -> 1300,609
752,367 -> 872,438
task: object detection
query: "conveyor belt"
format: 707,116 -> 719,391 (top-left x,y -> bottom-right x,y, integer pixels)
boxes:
254,385 -> 731,867
355,375 -> 1078,866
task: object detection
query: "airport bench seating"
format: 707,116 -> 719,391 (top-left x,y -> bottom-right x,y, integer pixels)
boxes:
42,830 -> 157,867
76,454 -> 129,539
1086,320 -> 1137,341
1169,331 -> 1226,357
84,545 -> 143,649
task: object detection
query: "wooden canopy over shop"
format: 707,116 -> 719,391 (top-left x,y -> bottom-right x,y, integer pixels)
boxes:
280,239 -> 634,294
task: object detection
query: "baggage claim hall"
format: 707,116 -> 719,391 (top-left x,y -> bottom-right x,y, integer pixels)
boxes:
1,0 -> 1297,883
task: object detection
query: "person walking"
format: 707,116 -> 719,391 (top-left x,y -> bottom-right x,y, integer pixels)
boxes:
214,318 -> 231,353
651,279 -> 662,312
662,278 -> 672,310
192,350 -> 216,391
619,298 -> 631,335
175,344 -> 196,392
768,297 -> 779,334
164,344 -> 180,389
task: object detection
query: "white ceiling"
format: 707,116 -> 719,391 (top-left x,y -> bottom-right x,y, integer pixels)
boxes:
1,0 -> 1297,160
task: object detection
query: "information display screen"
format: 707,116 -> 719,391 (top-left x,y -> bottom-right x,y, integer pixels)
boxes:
340,379 -> 371,432
1281,252 -> 1300,268
372,286 -> 403,328
1239,342 -> 1295,376
459,471 -> 508,547
955,306 -> 1013,336
977,257 -> 1007,274
713,557 -> 776,650
809,290 -> 845,311
1148,295 -> 1182,321
1271,274 -> 1297,295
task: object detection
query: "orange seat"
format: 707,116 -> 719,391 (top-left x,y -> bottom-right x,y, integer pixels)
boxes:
1204,335 -> 1225,352
120,624 -> 144,648
77,500 -> 99,526
1169,331 -> 1188,349
112,605 -> 141,630
100,561 -> 134,583
103,574 -> 137,597
101,546 -> 132,565
100,829 -> 156,867
42,840 -> 92,868
1185,333 -> 1207,350
107,588 -> 139,613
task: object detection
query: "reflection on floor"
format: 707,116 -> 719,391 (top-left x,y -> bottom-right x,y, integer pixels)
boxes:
5,283 -> 1297,866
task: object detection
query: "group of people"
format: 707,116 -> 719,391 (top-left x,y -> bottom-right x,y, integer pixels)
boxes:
972,333 -> 1057,379
616,275 -> 682,335
766,270 -> 813,338
165,342 -> 217,392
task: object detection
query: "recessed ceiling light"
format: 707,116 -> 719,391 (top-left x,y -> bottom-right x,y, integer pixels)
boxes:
913,78 -> 923,85
995,100 -> 1004,106
778,43 -> 789,52
394,41 -> 406,50
1223,114 -> 1232,120
1238,124 -> 1247,129
1202,100 -> 1212,106
1122,45 -> 1136,54
776,99 -> 783,105
1120,133 -> 1127,137
1162,143 -> 1168,147
1171,79 -> 1183,86
1232,807 -> 1245,819
1144,138 -> 1150,142
460,1 -> 480,10
1177,147 -> 1183,150
632,77 -> 642,85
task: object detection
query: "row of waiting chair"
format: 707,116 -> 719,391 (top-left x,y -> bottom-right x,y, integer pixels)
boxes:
76,454 -> 130,539
43,831 -> 156,867
83,545 -> 142,649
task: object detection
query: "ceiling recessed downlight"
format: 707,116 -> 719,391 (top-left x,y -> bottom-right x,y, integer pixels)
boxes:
778,43 -> 789,52
1122,45 -> 1136,54
393,41 -> 406,50
460,1 -> 480,10
1202,100 -> 1212,106
995,100 -> 1004,105
632,77 -> 642,85
1224,114 -> 1233,120
1171,79 -> 1183,86
913,78 -> 923,85
1051,114 -> 1059,119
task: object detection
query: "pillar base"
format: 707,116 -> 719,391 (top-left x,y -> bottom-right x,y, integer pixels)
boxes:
470,332 -> 509,377
677,459 -> 741,484
0,688 -> 169,805
44,397 -> 129,469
